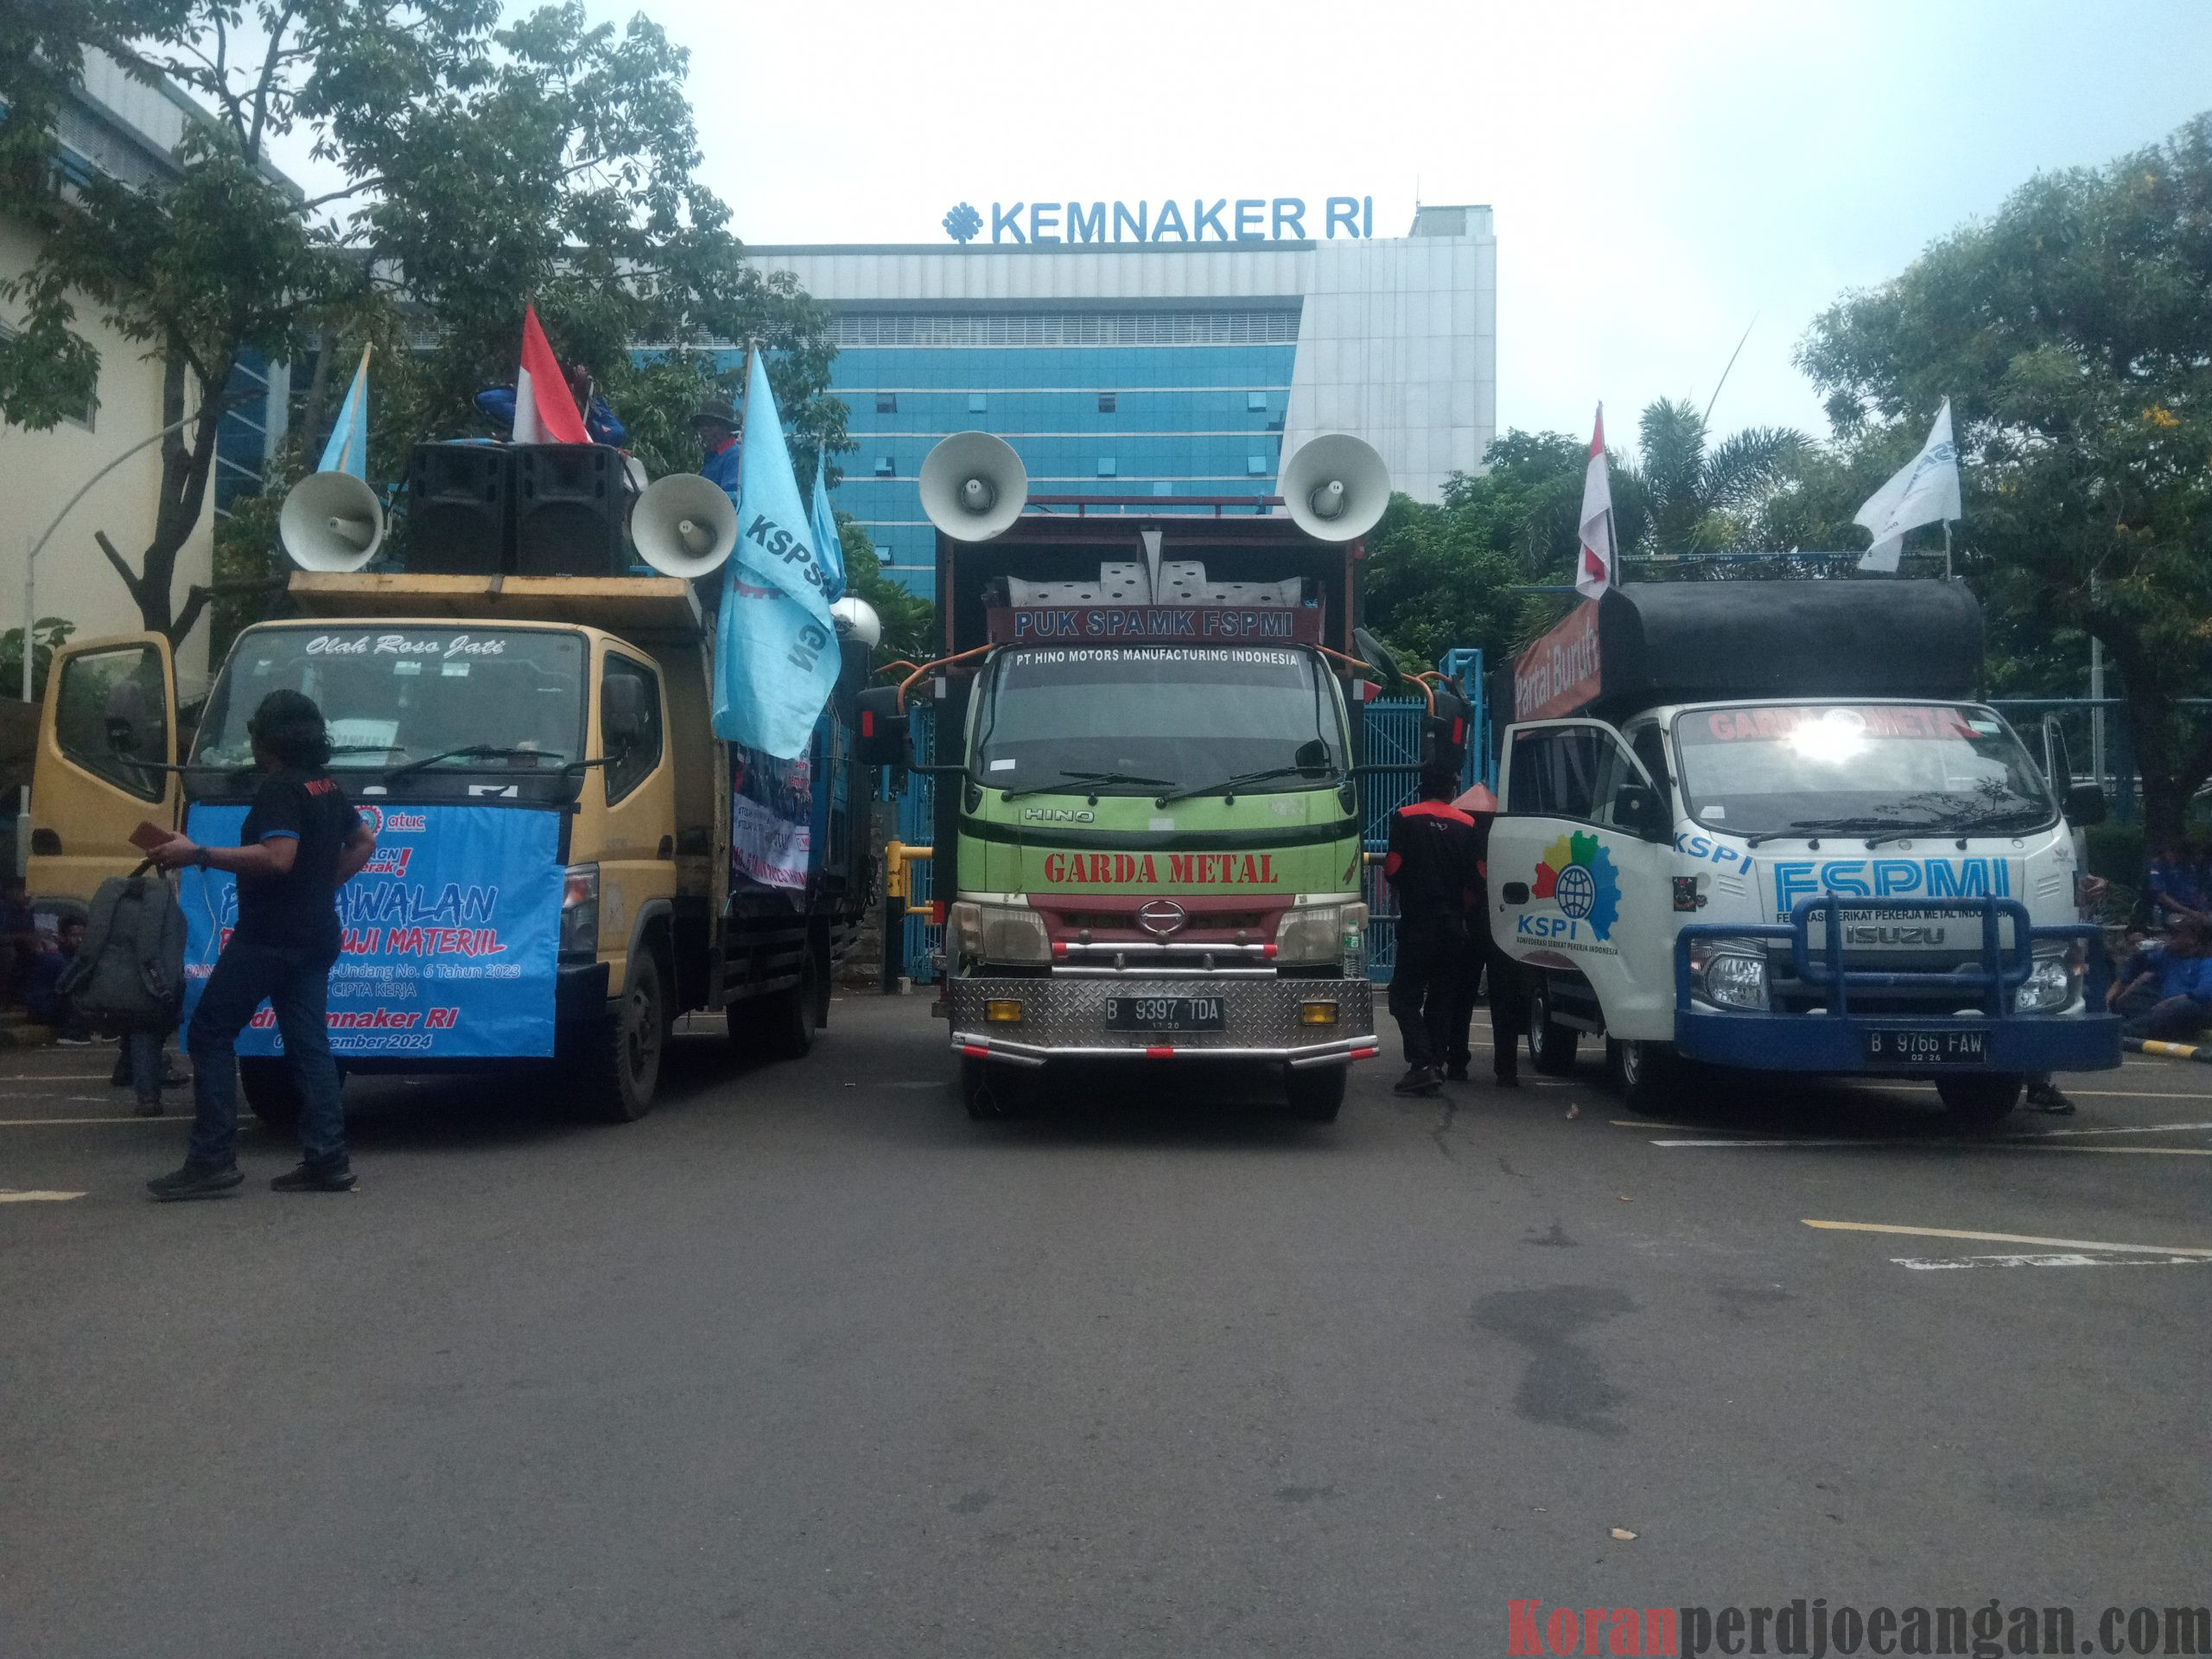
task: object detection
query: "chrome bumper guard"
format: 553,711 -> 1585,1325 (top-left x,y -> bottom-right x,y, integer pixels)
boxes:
949,975 -> 1377,1070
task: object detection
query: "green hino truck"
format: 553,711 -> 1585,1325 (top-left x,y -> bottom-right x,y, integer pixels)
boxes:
861,432 -> 1457,1122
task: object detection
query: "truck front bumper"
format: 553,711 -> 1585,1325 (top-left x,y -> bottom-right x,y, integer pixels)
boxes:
949,976 -> 1377,1069
1673,1007 -> 2121,1074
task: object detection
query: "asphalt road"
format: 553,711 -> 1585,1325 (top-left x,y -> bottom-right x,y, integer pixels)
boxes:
3,996 -> 2208,1657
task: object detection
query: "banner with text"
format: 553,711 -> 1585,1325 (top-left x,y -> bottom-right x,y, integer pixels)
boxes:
179,803 -> 563,1058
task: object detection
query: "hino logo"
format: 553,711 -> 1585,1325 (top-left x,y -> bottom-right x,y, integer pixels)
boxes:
1845,925 -> 1948,946
1137,899 -> 1188,938
1021,806 -> 1096,823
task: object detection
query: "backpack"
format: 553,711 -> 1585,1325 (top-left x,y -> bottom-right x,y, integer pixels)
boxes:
57,871 -> 187,1030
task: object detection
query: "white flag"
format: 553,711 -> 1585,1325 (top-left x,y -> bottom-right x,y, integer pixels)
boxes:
1575,403 -> 1614,601
1855,399 -> 1961,572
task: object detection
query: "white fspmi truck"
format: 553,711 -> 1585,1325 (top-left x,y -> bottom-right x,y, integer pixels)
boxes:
1487,582 -> 2120,1124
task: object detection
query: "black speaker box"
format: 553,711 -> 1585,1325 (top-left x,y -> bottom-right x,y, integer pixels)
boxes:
405,443 -> 512,575
512,444 -> 634,577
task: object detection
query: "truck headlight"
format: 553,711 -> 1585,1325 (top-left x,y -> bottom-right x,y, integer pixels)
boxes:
560,863 -> 600,961
1690,938 -> 1769,1011
2015,950 -> 2077,1014
950,900 -> 1049,964
1275,900 -> 1367,965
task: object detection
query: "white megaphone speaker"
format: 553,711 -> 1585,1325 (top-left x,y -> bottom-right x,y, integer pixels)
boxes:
632,473 -> 739,579
1281,433 -> 1391,543
278,471 -> 386,572
830,595 -> 883,648
919,431 -> 1027,542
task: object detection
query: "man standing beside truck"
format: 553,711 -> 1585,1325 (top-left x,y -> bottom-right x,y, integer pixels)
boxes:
1386,766 -> 1484,1096
146,692 -> 378,1199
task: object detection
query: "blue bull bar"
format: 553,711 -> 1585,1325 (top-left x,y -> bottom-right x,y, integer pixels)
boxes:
1670,896 -> 2120,1074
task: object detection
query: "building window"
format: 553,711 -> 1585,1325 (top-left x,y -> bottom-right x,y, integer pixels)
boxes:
1098,392 -> 1117,414
1247,391 -> 1269,413
875,391 -> 897,414
1248,455 -> 1268,476
1152,482 -> 1173,497
1096,457 -> 1116,478
967,392 -> 987,414
874,455 -> 896,476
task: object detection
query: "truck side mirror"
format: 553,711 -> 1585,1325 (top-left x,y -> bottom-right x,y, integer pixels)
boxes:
2065,781 -> 2107,827
601,674 -> 647,747
1613,780 -> 1668,842
855,686 -> 911,769
1294,738 -> 1332,776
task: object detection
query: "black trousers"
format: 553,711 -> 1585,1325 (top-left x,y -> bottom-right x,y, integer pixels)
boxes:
1483,935 -> 1529,1077
1389,923 -> 1465,1071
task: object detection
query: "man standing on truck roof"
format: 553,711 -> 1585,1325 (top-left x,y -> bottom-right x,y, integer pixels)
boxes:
695,398 -> 742,497
1386,766 -> 1484,1096
144,691 -> 378,1200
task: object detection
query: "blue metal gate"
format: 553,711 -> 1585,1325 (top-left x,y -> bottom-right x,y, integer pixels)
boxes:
890,651 -> 1488,986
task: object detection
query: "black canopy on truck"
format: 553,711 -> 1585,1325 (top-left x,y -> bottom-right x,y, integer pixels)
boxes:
1501,580 -> 1985,728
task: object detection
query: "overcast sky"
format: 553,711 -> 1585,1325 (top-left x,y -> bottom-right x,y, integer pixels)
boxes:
638,0 -> 2206,450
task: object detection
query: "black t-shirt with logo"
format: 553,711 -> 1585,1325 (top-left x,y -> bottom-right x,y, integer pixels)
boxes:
234,769 -> 362,953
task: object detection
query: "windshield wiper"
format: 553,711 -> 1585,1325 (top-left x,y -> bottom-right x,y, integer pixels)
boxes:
999,768 -> 1175,801
385,744 -> 566,780
1155,762 -> 1337,805
1745,816 -> 1941,848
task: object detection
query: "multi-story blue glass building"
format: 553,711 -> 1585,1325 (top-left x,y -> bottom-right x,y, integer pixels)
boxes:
735,206 -> 1495,601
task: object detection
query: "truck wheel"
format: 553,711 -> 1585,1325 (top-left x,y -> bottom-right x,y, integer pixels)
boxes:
1285,1064 -> 1347,1122
1610,1039 -> 1679,1115
1528,985 -> 1580,1077
1937,1073 -> 2022,1128
240,1057 -> 302,1135
755,949 -> 819,1061
576,949 -> 666,1122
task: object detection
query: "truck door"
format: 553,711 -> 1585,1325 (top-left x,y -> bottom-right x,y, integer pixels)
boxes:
594,648 -> 676,1002
1488,717 -> 1676,1044
27,633 -> 179,900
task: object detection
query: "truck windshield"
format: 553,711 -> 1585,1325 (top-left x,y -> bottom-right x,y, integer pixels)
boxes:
194,626 -> 588,772
974,645 -> 1344,792
1672,702 -> 2057,842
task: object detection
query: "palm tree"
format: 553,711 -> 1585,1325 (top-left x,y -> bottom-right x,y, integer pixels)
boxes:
1625,397 -> 1806,559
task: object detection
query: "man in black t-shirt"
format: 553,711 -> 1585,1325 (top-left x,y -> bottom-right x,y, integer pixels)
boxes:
147,691 -> 377,1200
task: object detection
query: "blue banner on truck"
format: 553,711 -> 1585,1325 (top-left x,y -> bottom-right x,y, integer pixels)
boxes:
179,803 -> 563,1058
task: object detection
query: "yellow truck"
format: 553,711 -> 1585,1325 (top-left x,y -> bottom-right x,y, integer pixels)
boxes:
29,488 -> 878,1127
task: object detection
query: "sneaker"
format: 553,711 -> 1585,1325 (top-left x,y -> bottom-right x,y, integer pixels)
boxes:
162,1063 -> 192,1089
1493,1071 -> 1521,1090
147,1163 -> 244,1201
1444,1064 -> 1471,1082
1392,1065 -> 1443,1096
270,1161 -> 358,1193
2024,1081 -> 2077,1115
133,1098 -> 164,1118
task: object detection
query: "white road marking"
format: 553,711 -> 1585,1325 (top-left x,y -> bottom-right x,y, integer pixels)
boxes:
1651,1136 -> 2209,1154
1621,1118 -> 2212,1140
1892,1252 -> 2208,1270
0,1190 -> 86,1202
1802,1219 -> 2212,1256
0,1116 -> 180,1127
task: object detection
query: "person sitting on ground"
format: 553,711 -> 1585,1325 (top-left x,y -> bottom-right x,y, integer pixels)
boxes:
2025,872 -> 2113,1115
2145,839 -> 2209,931
2107,917 -> 2212,1044
22,916 -> 91,1045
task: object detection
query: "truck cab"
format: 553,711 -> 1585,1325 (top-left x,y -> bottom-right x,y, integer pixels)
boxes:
1487,582 -> 2120,1125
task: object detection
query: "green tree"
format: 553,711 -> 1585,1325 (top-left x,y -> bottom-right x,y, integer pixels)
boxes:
1797,112 -> 2212,844
1,2 -> 845,646
835,515 -> 934,667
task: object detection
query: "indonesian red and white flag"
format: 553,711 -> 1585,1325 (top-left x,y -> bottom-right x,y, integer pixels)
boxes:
1575,403 -> 1616,601
512,302 -> 588,445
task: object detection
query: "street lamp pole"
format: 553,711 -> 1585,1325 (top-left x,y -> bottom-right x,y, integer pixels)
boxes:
16,400 -> 213,874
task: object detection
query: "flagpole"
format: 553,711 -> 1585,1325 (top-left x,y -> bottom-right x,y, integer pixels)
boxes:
1942,519 -> 1953,582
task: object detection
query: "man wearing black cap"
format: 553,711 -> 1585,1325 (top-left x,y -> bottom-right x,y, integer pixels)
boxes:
696,398 -> 741,497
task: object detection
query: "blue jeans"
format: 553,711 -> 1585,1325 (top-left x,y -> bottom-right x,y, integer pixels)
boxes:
186,940 -> 346,1170
124,1027 -> 166,1103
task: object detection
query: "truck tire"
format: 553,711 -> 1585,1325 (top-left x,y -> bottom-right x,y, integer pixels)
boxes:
1528,983 -> 1580,1077
1610,1039 -> 1679,1115
1285,1064 -> 1347,1122
754,947 -> 819,1061
240,1057 -> 302,1135
575,948 -> 666,1122
1937,1073 -> 2022,1128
